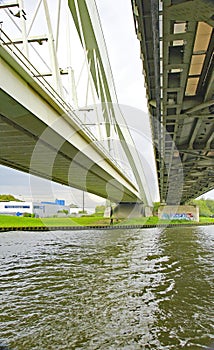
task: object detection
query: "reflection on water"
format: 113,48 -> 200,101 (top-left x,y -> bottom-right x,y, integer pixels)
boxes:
0,226 -> 213,349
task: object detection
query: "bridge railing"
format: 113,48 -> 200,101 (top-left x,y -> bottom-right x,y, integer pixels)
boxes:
0,28 -> 134,185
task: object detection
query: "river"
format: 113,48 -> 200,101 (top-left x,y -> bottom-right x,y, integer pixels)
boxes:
0,226 -> 213,349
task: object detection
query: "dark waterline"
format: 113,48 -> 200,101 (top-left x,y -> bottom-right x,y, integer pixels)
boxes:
0,226 -> 213,349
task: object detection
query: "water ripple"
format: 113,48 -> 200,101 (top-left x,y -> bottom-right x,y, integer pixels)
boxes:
0,227 -> 213,349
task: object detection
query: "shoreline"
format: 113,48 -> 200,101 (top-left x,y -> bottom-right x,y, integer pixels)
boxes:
0,221 -> 214,232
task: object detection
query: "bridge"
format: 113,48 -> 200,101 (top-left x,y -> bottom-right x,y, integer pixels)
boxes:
132,0 -> 214,204
0,0 -> 153,209
0,0 -> 213,211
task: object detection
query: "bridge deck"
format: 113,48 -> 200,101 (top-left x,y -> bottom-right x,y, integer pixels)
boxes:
132,0 -> 214,204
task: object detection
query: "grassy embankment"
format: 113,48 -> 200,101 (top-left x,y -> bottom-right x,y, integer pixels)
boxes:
0,215 -> 109,227
0,215 -> 213,228
117,216 -> 214,225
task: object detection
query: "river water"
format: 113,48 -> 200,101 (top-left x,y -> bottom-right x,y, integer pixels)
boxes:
0,226 -> 213,350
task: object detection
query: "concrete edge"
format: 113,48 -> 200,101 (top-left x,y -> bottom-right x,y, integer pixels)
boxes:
0,222 -> 213,232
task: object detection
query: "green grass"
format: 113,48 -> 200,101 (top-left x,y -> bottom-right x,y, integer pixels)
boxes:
0,215 -> 213,228
120,216 -> 158,225
0,215 -> 44,227
199,216 -> 214,223
121,216 -> 214,225
61,216 -> 111,226
120,217 -> 203,225
0,215 -> 110,227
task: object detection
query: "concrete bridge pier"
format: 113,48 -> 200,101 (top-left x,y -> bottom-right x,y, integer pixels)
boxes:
158,205 -> 199,222
112,202 -> 153,219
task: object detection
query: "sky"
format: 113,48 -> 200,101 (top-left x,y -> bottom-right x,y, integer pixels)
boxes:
0,0 -> 213,205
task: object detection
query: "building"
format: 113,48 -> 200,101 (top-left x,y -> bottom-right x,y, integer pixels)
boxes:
0,199 -> 69,218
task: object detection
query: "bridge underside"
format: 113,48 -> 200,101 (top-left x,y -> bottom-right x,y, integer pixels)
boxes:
0,89 -> 140,203
0,49 -> 140,203
132,0 -> 214,204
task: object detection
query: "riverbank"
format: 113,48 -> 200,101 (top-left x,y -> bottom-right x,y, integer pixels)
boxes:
0,215 -> 213,231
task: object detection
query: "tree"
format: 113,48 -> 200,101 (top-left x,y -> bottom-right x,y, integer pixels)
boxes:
206,199 -> 214,214
0,194 -> 22,202
69,203 -> 78,208
57,209 -> 69,215
95,205 -> 105,214
188,199 -> 213,217
153,202 -> 161,216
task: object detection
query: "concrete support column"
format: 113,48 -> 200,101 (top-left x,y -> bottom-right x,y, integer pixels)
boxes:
158,205 -> 199,222
113,202 -> 153,219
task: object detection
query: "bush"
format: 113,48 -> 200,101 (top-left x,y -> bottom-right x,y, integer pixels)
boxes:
95,205 -> 105,214
188,199 -> 213,217
23,213 -> 35,218
78,210 -> 87,214
57,209 -> 69,215
153,202 -> 161,216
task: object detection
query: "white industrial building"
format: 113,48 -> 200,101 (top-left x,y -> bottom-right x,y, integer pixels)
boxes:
0,200 -> 69,218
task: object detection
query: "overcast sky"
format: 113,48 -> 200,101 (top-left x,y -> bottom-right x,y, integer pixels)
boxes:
0,0 -> 213,205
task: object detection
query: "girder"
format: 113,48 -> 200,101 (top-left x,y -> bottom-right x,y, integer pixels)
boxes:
132,0 -> 214,204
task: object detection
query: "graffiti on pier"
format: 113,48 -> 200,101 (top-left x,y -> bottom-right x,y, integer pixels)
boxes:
161,212 -> 195,220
